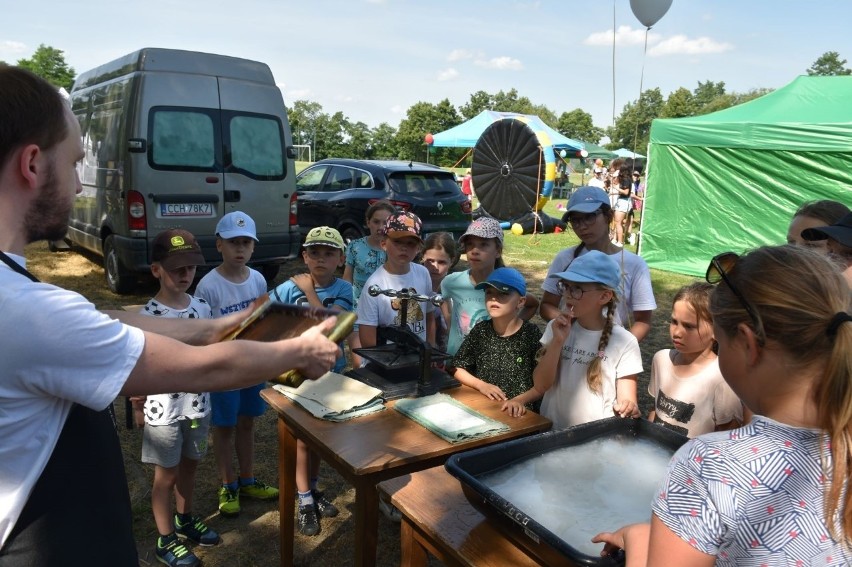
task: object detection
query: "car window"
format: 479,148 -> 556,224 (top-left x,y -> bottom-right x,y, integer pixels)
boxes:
354,170 -> 373,189
296,165 -> 328,191
389,173 -> 458,195
326,166 -> 354,191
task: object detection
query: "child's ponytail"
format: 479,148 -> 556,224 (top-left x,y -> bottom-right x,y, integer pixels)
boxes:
586,296 -> 616,394
820,313 -> 852,543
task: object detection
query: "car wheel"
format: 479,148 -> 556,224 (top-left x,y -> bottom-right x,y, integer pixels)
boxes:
260,264 -> 280,284
103,235 -> 136,294
340,225 -> 364,245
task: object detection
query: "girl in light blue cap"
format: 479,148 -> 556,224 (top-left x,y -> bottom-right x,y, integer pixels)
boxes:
533,250 -> 642,430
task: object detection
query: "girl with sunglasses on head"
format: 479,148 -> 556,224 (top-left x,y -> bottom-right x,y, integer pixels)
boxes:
533,251 -> 642,430
540,186 -> 656,342
593,245 -> 852,566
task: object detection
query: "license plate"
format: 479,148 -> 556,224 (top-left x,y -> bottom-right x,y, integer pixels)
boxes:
159,203 -> 214,217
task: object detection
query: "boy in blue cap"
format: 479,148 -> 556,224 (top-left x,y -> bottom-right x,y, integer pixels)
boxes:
450,267 -> 543,417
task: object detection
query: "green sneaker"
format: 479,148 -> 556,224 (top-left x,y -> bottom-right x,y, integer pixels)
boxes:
218,486 -> 240,517
175,514 -> 221,546
239,479 -> 279,501
155,534 -> 200,567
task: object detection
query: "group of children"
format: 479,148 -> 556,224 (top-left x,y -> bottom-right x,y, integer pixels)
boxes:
135,186 -> 852,566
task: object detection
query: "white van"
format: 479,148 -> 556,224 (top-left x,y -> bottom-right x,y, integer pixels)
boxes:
67,48 -> 299,293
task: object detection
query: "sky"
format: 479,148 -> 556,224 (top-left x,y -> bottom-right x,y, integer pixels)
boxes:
3,0 -> 851,135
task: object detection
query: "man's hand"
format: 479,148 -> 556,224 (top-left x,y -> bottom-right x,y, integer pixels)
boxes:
293,317 -> 340,380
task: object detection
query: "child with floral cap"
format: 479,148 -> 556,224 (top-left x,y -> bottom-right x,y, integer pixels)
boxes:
356,211 -> 435,349
533,250 -> 642,430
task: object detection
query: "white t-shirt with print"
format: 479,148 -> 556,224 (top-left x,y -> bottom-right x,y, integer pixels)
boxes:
356,264 -> 434,343
539,320 -> 643,430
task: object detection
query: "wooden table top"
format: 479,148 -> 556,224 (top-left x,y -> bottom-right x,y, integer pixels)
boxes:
379,466 -> 545,567
261,385 -> 551,477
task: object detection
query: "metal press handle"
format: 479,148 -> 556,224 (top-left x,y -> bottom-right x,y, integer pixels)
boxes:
367,285 -> 444,306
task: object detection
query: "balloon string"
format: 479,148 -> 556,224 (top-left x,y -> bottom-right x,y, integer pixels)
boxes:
628,26 -> 650,174
611,0 -> 616,127
451,148 -> 472,169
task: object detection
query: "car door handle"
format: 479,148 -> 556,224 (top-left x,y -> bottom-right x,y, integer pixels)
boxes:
224,190 -> 240,202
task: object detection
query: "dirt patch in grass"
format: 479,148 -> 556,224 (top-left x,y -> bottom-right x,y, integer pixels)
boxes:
23,240 -> 674,566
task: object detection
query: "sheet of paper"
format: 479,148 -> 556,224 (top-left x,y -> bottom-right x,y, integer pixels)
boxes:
413,401 -> 487,433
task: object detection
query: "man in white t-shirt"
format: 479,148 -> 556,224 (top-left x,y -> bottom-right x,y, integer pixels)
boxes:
0,67 -> 340,566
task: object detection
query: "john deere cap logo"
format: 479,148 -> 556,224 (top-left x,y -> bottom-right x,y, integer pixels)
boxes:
170,235 -> 186,247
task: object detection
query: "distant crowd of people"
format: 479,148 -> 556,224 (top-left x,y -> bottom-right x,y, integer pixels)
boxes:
1,66 -> 851,567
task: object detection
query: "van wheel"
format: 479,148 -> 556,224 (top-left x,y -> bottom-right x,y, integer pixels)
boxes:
260,264 -> 280,285
104,235 -> 136,294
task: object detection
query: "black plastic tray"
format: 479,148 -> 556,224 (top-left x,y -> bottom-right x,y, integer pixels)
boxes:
445,418 -> 688,566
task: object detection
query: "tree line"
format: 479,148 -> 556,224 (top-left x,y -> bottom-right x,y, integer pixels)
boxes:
7,46 -> 851,168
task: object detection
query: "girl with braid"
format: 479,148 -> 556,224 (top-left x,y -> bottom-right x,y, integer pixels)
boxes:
594,245 -> 852,566
533,251 -> 642,430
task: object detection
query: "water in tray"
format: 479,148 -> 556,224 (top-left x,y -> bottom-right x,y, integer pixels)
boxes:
480,435 -> 674,557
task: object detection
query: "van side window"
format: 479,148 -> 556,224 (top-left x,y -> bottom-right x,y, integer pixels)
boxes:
150,109 -> 217,169
228,114 -> 284,179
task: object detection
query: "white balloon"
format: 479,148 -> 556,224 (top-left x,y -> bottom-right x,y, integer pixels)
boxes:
580,149 -> 589,158
629,0 -> 673,28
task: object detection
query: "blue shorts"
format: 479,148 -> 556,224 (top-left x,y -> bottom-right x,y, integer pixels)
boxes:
210,383 -> 267,426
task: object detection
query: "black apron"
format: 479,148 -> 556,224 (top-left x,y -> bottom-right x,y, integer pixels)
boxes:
0,252 -> 137,566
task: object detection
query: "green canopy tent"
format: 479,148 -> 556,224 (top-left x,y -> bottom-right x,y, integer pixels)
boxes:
641,75 -> 852,276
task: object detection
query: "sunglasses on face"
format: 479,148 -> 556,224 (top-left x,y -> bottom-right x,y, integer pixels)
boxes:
705,252 -> 765,343
566,209 -> 603,228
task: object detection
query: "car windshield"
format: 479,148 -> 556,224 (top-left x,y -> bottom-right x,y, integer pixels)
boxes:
388,173 -> 458,195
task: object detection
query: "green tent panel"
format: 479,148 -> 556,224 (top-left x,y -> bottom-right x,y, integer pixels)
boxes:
642,75 -> 852,276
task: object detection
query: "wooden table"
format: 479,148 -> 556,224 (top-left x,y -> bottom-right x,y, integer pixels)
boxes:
261,385 -> 551,567
378,466 -> 544,567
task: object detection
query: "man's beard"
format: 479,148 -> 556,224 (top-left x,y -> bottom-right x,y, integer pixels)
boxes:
25,162 -> 72,243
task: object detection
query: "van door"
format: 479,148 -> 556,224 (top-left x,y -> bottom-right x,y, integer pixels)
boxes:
218,78 -> 293,259
136,72 -> 225,263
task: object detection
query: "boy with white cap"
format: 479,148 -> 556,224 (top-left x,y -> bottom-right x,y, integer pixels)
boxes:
194,211 -> 279,518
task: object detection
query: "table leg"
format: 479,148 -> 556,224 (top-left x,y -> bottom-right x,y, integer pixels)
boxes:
277,418 -> 297,567
353,478 -> 380,567
400,518 -> 429,567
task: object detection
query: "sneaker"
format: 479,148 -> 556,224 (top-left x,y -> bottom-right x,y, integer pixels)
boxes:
175,514 -> 221,546
240,479 -> 279,501
155,534 -> 200,567
312,490 -> 339,518
297,504 -> 320,536
218,486 -> 240,517
378,496 -> 402,523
